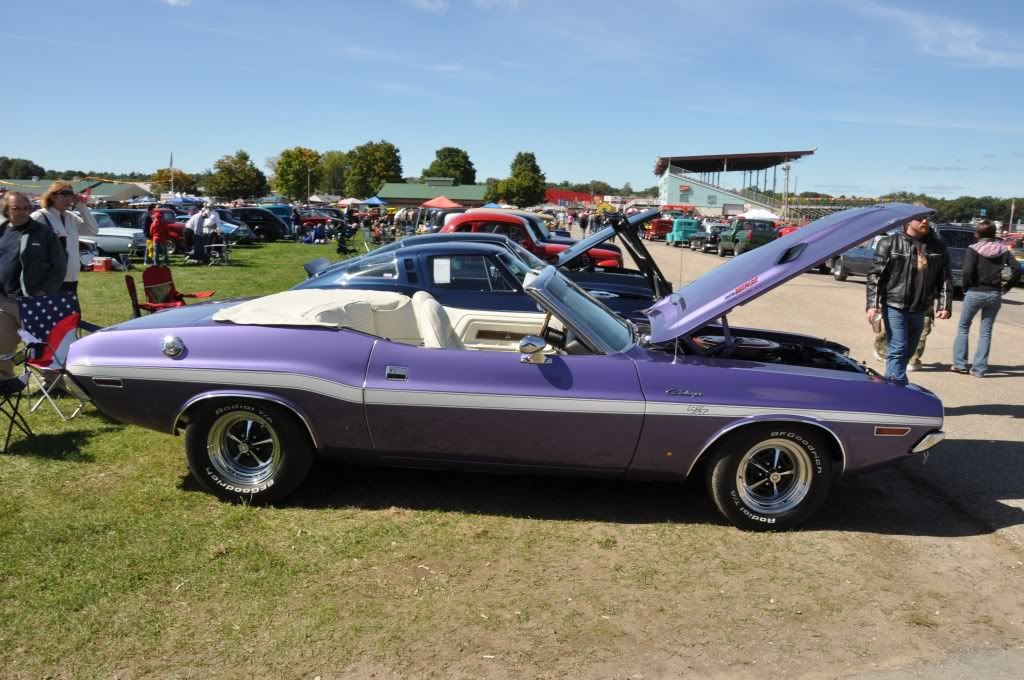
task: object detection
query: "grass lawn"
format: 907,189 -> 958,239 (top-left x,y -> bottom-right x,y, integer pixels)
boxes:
3,237 -> 1023,678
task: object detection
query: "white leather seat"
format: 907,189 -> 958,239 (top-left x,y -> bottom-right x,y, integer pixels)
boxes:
412,291 -> 464,350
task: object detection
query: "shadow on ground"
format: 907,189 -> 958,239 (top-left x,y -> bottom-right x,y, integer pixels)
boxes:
183,437 -> 1024,538
5,424 -> 122,461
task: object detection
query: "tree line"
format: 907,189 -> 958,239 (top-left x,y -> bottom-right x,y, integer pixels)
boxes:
6,152 -> 1015,219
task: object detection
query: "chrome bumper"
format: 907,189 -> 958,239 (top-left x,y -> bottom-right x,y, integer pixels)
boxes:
912,431 -> 945,453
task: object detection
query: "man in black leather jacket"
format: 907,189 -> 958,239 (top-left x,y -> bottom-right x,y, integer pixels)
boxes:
866,214 -> 952,384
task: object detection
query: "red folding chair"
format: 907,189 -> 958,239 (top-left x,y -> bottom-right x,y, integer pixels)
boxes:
141,266 -> 215,310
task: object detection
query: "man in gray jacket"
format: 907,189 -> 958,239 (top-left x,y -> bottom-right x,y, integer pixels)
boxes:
0,192 -> 67,377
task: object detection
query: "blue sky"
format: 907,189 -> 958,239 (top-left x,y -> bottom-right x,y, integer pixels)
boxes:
4,0 -> 1023,197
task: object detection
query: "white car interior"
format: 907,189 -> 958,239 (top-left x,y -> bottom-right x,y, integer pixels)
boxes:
213,289 -> 548,352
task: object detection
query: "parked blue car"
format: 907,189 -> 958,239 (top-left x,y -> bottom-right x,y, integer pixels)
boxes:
296,211 -> 670,320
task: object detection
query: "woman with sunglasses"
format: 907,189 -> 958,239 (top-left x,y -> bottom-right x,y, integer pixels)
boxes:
31,181 -> 99,293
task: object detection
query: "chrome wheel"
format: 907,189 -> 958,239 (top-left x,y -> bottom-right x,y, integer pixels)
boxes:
206,411 -> 281,486
736,438 -> 813,515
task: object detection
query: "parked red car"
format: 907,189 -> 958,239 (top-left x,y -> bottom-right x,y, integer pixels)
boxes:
440,212 -> 623,267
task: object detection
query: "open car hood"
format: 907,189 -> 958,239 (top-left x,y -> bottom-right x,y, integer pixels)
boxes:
645,203 -> 935,344
555,209 -> 672,298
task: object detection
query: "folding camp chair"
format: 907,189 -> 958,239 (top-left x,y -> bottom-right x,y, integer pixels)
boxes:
17,292 -> 100,421
141,266 -> 215,309
0,349 -> 32,453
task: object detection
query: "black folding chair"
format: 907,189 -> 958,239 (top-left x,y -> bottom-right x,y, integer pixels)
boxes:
0,348 -> 33,453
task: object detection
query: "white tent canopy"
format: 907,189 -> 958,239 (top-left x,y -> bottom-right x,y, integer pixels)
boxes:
739,208 -> 781,221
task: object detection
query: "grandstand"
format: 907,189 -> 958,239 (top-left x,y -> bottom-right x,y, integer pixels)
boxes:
653,150 -> 870,220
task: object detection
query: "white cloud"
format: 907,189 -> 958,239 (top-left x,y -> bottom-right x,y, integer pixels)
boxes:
409,0 -> 448,12
851,1 -> 1024,67
428,63 -> 486,78
909,165 -> 970,172
163,0 -> 192,7
474,0 -> 522,9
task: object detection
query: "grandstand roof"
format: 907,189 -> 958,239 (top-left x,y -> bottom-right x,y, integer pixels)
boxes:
659,150 -> 816,173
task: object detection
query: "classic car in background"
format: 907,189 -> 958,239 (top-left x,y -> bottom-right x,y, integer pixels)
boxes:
688,224 -> 727,253
716,218 -> 778,256
297,211 -> 668,322
92,208 -> 187,255
440,211 -> 623,268
84,211 -> 147,256
67,204 -> 946,531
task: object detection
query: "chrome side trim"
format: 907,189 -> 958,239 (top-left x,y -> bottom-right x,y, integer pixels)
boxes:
685,417 -> 849,479
173,392 -> 320,450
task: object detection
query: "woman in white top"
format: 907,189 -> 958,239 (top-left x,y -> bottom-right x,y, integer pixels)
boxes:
31,181 -> 99,292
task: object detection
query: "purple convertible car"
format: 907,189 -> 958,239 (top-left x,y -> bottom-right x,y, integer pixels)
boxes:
67,203 -> 945,530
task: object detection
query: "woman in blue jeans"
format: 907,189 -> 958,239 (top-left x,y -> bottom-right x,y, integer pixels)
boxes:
952,221 -> 1021,376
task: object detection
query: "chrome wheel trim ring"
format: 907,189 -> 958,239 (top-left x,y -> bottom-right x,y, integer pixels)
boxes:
736,438 -> 814,516
206,411 -> 282,486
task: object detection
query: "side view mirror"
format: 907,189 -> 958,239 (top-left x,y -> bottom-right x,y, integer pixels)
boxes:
519,335 -> 550,364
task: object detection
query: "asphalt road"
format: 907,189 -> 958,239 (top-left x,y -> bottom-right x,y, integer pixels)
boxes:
639,237 -> 1024,547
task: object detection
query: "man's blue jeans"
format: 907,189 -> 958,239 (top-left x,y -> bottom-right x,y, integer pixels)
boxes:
953,289 -> 1002,375
882,306 -> 926,384
153,242 -> 169,266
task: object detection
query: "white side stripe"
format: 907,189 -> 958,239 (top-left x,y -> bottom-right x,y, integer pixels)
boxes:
68,364 -> 364,404
644,401 -> 942,427
69,363 -> 942,427
364,388 -> 646,414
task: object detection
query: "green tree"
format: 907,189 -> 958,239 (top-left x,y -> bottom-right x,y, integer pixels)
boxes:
622,181 -> 633,195
204,150 -> 270,200
421,146 -> 476,184
149,168 -> 198,195
319,151 -> 349,195
0,156 -> 46,179
344,140 -> 402,198
486,152 -> 546,207
272,147 -> 322,201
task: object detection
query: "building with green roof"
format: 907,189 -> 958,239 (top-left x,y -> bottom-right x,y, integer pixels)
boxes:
377,177 -> 487,207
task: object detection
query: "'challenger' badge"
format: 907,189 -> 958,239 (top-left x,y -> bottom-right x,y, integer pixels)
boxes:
666,388 -> 703,398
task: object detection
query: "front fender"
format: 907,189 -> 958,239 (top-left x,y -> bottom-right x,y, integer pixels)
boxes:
686,414 -> 849,478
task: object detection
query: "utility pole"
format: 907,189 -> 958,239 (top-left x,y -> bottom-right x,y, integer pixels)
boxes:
306,166 -> 311,203
782,162 -> 791,218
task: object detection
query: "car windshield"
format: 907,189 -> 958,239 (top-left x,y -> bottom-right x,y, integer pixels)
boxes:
739,220 -> 775,231
509,241 -> 546,269
93,213 -> 115,229
339,252 -> 399,281
544,272 -> 634,353
529,217 -> 552,240
496,252 -> 533,285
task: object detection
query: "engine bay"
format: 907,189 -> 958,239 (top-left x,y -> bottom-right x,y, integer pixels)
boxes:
648,320 -> 870,375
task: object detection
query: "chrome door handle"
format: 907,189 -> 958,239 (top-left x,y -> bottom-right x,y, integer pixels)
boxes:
385,365 -> 408,381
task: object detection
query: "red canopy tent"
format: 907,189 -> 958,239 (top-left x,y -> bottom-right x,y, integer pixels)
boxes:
421,195 -> 462,209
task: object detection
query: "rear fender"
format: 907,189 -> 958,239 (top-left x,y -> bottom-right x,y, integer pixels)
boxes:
173,389 -> 319,449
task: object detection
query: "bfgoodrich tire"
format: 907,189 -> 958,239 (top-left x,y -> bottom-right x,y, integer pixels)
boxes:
185,399 -> 315,504
705,424 -> 833,531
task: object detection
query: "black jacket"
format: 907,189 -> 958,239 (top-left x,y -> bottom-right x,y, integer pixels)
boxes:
0,217 -> 67,296
962,240 -> 1021,292
866,231 -> 953,313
